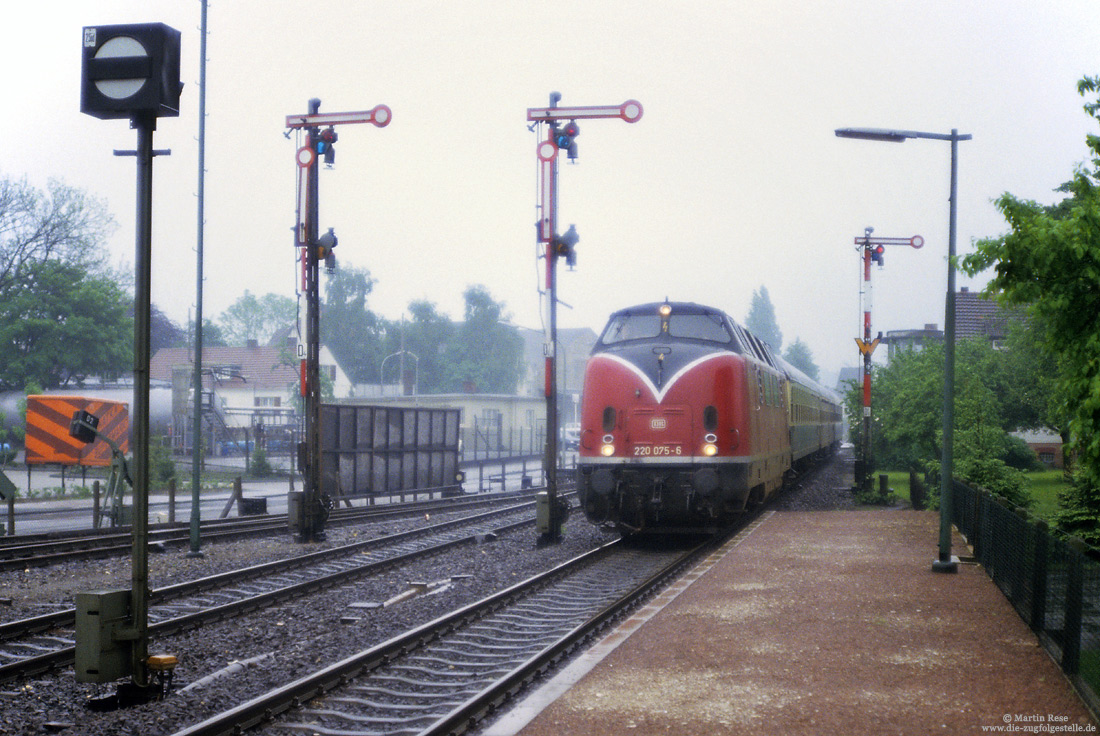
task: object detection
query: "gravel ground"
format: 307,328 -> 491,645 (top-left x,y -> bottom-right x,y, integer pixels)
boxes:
1,455 -> 853,736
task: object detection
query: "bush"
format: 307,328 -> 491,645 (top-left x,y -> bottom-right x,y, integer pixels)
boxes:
149,436 -> 176,484
1002,434 -> 1044,471
250,447 -> 273,478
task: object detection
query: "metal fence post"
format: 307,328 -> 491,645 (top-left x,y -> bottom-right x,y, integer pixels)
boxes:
92,480 -> 101,530
168,477 -> 176,524
1030,519 -> 1048,632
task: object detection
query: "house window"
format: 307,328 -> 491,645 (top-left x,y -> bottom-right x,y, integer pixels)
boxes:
255,396 -> 281,408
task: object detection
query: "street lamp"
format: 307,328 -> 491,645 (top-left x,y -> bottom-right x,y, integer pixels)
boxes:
835,126 -> 972,574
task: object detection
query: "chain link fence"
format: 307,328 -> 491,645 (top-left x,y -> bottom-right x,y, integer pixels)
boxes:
953,480 -> 1100,713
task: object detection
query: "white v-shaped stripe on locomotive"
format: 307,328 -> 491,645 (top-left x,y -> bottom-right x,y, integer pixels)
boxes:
593,351 -> 740,403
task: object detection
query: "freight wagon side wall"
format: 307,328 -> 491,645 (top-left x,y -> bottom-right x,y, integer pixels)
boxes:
320,404 -> 461,497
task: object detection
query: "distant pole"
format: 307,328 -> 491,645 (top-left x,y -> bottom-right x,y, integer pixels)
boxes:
189,0 -> 208,559
303,98 -> 324,542
526,93 -> 642,544
934,130 -> 963,573
860,229 -> 874,497
833,125 -> 969,573
284,98 -> 391,542
130,110 -> 154,687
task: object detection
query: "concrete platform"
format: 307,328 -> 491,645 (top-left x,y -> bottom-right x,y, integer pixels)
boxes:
487,509 -> 1097,735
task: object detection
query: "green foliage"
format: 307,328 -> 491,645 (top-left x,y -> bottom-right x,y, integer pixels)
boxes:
443,285 -> 524,393
149,436 -> 176,484
782,337 -> 820,382
1003,434 -> 1044,472
320,265 -> 384,384
0,260 -> 132,388
960,75 -> 1100,542
851,337 -> 1033,506
0,175 -> 116,294
745,285 -> 782,352
250,446 -> 273,478
218,290 -> 297,346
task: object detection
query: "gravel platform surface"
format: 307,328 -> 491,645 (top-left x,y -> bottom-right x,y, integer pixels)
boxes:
508,489 -> 1098,734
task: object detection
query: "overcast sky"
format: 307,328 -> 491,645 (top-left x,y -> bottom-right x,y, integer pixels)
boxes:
4,1 -> 1099,383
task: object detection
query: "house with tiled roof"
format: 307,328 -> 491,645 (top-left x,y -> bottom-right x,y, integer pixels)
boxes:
955,287 -> 1019,345
884,288 -> 1022,360
150,336 -> 351,453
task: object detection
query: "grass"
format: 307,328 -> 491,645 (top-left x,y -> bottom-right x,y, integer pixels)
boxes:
1027,469 -> 1069,522
867,468 -> 1069,521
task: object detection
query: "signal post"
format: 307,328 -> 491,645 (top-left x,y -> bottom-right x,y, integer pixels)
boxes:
286,100 -> 391,542
526,94 -> 642,543
853,229 -> 923,497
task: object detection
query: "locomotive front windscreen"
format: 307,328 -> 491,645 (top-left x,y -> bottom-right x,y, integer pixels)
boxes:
599,311 -> 733,345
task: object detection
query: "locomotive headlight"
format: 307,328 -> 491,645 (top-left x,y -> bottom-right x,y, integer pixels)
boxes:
702,443 -> 718,457
600,443 -> 615,457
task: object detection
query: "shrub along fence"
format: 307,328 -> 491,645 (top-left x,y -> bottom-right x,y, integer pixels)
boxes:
953,480 -> 1100,714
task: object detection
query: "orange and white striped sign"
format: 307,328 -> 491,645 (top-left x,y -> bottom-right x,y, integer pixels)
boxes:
25,395 -> 129,467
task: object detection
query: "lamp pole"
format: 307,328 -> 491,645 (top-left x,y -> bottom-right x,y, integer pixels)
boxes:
834,127 -> 971,573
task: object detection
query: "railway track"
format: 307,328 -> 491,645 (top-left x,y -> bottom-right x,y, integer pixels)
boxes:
0,499 -> 555,685
168,523 -> 758,736
170,537 -> 715,736
0,490 -> 543,571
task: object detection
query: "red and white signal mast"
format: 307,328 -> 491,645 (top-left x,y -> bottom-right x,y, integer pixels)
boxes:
526,93 -> 642,542
853,227 -> 923,496
286,99 -> 391,542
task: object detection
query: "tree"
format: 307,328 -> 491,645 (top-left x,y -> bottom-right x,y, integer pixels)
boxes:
856,338 -> 1029,507
961,75 -> 1100,540
217,290 -> 297,345
320,265 -> 384,384
151,304 -> 186,352
782,337 -> 820,382
0,260 -> 132,388
445,285 -> 523,394
0,175 -> 114,298
745,285 -> 782,352
382,300 -> 456,394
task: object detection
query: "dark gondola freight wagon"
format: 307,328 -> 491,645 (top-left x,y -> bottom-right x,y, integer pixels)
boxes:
320,404 -> 462,499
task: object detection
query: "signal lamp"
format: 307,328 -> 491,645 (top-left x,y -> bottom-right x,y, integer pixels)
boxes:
871,244 -> 885,266
555,119 -> 580,160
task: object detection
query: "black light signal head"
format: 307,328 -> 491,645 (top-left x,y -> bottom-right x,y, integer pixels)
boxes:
872,244 -> 885,266
69,410 -> 99,444
555,120 -> 580,160
317,127 -> 337,165
555,224 -> 579,268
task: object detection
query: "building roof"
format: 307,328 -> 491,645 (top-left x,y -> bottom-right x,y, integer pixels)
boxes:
150,344 -> 299,391
955,288 -> 1015,340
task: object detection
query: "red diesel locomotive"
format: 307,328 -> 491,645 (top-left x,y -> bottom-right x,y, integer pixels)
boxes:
575,301 -> 842,534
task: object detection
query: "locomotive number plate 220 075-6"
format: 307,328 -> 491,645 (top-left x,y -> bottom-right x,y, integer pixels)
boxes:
632,445 -> 683,456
